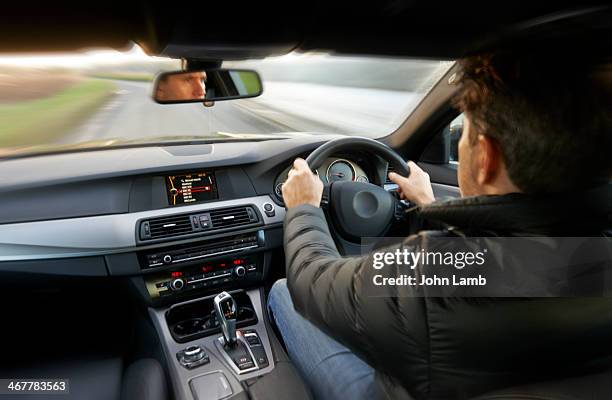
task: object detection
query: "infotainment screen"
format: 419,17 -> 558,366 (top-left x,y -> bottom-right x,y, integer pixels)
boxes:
166,172 -> 218,205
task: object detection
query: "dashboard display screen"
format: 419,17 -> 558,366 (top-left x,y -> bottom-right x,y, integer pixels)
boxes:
166,172 -> 217,205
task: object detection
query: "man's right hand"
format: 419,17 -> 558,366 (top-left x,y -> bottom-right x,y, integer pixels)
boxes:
388,161 -> 435,206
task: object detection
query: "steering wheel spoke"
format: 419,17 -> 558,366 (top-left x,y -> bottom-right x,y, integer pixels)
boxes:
320,183 -> 331,210
393,199 -> 411,221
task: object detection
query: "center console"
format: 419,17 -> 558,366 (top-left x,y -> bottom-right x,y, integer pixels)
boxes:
166,291 -> 257,343
130,169 -> 309,399
139,230 -> 269,306
149,289 -> 278,400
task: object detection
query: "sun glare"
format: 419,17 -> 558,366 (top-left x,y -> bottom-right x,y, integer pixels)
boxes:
0,44 -> 155,68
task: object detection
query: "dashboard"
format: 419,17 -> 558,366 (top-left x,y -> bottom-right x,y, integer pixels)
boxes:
0,135 -> 392,305
0,134 -> 469,307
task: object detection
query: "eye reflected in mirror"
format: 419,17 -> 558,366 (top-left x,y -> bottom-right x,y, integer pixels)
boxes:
153,69 -> 262,104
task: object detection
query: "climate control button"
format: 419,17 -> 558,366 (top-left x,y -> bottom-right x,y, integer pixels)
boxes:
234,265 -> 246,278
170,278 -> 185,291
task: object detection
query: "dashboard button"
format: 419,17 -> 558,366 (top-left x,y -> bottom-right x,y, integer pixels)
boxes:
177,345 -> 209,369
262,202 -> 275,217
251,346 -> 269,368
234,266 -> 246,278
170,278 -> 185,291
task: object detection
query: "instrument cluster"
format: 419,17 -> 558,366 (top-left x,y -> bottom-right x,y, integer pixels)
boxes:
273,157 -> 370,201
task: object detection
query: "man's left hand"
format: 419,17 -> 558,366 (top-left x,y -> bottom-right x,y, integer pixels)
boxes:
282,158 -> 324,209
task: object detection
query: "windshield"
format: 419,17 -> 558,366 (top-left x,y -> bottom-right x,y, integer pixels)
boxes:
0,45 -> 452,157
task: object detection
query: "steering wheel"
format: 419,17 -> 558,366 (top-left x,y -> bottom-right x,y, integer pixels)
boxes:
305,136 -> 410,243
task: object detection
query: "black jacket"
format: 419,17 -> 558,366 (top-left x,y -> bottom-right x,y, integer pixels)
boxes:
283,185 -> 612,399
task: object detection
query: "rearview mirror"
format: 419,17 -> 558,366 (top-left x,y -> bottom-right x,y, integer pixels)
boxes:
153,69 -> 263,104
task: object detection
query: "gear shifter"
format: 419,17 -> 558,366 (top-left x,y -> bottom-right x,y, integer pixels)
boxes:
214,291 -> 237,346
213,291 -> 266,373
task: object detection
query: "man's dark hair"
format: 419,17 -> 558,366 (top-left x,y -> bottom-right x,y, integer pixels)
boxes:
453,50 -> 611,193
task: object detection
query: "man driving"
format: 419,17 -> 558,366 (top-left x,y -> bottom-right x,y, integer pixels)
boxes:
268,50 -> 612,400
155,71 -> 206,101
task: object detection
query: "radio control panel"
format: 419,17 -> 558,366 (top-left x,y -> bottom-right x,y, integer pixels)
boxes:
141,233 -> 260,269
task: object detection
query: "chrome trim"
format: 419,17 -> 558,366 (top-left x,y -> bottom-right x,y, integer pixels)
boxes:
184,346 -> 203,358
189,272 -> 232,284
0,195 -> 284,262
326,158 -> 357,183
214,291 -> 238,346
161,244 -> 258,267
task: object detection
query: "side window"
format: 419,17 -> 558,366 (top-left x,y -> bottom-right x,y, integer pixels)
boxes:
448,114 -> 464,163
419,113 -> 463,189
420,113 -> 464,165
419,114 -> 464,189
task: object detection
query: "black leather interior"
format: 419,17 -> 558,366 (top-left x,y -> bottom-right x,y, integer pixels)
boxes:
473,370 -> 612,400
121,358 -> 168,400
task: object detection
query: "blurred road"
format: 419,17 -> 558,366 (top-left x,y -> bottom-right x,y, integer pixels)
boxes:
241,81 -> 420,136
63,79 -> 419,143
62,80 -> 295,144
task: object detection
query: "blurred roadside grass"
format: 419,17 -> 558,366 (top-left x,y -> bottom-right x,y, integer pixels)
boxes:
235,71 -> 261,94
0,79 -> 116,147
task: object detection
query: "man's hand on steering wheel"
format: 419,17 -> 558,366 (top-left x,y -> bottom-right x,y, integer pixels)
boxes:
282,158 -> 324,209
388,161 -> 436,206
283,157 -> 435,210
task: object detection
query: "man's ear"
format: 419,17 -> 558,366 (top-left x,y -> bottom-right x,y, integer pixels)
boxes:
475,134 -> 502,185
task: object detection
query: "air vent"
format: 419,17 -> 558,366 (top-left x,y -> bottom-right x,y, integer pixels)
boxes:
147,214 -> 194,239
385,164 -> 396,184
139,205 -> 260,241
210,206 -> 256,229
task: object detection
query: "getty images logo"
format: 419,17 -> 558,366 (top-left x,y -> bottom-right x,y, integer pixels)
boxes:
372,248 -> 488,270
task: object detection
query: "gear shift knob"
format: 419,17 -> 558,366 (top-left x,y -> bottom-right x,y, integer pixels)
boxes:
214,291 -> 237,346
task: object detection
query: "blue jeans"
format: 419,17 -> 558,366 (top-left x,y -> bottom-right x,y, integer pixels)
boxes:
267,279 -> 378,400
